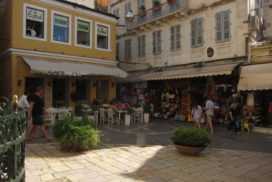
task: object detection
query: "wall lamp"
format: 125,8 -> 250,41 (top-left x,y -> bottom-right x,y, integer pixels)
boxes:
111,82 -> 115,87
47,81 -> 52,87
92,82 -> 97,88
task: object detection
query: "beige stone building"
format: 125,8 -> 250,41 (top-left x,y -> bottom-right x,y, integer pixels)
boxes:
111,0 -> 249,118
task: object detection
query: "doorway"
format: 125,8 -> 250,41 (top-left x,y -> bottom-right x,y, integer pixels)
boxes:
52,78 -> 67,107
25,77 -> 44,98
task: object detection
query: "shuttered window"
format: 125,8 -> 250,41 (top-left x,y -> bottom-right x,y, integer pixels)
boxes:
116,42 -> 120,61
170,25 -> 181,51
113,8 -> 119,17
138,35 -> 146,58
191,18 -> 204,47
125,2 -> 131,17
125,39 -> 132,61
215,9 -> 231,43
153,30 -> 162,55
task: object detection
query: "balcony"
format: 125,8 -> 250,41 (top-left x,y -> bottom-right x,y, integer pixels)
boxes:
126,0 -> 188,30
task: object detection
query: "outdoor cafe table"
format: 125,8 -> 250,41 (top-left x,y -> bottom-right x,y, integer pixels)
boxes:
116,110 -> 127,125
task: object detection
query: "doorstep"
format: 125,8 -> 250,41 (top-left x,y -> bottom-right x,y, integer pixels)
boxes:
252,127 -> 272,134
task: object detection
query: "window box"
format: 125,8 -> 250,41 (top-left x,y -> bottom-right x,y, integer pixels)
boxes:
153,6 -> 161,11
138,11 -> 147,17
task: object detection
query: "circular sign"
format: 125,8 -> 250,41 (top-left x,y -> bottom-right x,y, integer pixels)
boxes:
207,47 -> 214,57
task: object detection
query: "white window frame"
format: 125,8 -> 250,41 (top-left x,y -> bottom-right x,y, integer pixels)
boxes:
23,3 -> 47,41
191,17 -> 204,48
170,24 -> 181,52
75,16 -> 92,48
95,22 -> 111,52
51,10 -> 72,45
215,9 -> 231,43
153,30 -> 162,55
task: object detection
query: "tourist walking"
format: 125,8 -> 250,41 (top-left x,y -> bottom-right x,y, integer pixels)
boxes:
192,103 -> 202,128
229,102 -> 241,134
26,87 -> 53,141
204,97 -> 215,134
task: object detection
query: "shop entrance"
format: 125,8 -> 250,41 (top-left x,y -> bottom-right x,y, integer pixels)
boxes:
97,80 -> 109,103
25,77 -> 44,97
255,91 -> 272,127
52,79 -> 67,107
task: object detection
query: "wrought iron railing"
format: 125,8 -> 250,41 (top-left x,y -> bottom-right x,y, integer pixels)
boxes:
0,97 -> 27,182
126,0 -> 188,30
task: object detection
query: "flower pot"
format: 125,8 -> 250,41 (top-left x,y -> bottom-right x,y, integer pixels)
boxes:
144,113 -> 149,123
174,144 -> 207,156
138,11 -> 147,17
153,6 -> 161,11
125,114 -> 131,126
167,0 -> 176,5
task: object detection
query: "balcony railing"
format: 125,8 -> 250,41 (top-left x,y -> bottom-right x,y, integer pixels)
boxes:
126,0 -> 188,30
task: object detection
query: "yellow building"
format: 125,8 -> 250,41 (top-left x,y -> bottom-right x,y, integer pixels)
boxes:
0,0 -> 127,107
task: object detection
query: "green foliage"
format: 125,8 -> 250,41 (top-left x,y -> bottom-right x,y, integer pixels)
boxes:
154,0 -> 161,7
139,5 -> 146,11
52,117 -> 100,152
171,127 -> 211,147
143,104 -> 151,113
59,125 -> 100,152
74,103 -> 84,116
126,107 -> 134,114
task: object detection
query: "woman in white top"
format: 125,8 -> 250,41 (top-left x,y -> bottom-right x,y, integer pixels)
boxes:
192,103 -> 203,128
18,92 -> 30,109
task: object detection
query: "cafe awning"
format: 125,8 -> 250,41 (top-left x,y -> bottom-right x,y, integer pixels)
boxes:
238,63 -> 272,91
23,56 -> 128,77
140,60 -> 242,81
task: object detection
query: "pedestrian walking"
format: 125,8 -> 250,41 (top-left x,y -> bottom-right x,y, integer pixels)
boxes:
192,103 -> 202,128
229,102 -> 241,134
204,97 -> 215,134
26,87 -> 53,141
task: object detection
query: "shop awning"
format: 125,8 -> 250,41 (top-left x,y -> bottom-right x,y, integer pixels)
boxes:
117,71 -> 147,83
238,63 -> 272,91
140,61 -> 241,81
23,57 -> 128,78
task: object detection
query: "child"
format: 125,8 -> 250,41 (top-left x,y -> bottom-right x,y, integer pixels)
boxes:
192,103 -> 202,128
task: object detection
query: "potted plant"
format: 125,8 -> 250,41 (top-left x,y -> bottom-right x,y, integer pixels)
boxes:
153,0 -> 161,11
171,126 -> 211,155
138,5 -> 146,17
125,107 -> 133,126
167,0 -> 176,5
143,104 -> 151,124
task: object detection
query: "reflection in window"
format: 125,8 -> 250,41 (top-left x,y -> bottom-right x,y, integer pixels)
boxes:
25,7 -> 45,38
77,19 -> 90,46
97,24 -> 109,49
53,14 -> 69,43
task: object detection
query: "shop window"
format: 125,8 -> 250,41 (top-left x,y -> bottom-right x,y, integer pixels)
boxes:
76,17 -> 91,47
76,79 -> 87,101
24,4 -> 47,41
96,23 -> 110,50
52,11 -> 71,44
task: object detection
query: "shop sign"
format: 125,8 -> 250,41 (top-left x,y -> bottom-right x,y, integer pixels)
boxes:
97,25 -> 108,36
26,7 -> 44,22
78,20 -> 89,32
54,15 -> 69,28
48,70 -> 65,76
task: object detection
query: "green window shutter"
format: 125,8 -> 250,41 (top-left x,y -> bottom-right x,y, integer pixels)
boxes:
197,18 -> 203,45
216,12 -> 222,42
223,10 -> 230,40
138,36 -> 141,58
170,26 -> 175,51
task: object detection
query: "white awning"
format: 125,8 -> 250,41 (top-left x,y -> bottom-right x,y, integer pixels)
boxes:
238,63 -> 272,91
140,61 -> 241,81
22,56 -> 128,78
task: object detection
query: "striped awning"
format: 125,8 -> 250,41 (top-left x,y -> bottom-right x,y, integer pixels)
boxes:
140,61 -> 241,81
238,63 -> 272,91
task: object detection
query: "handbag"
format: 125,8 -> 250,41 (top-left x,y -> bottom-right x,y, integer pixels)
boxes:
200,117 -> 205,124
187,113 -> 193,122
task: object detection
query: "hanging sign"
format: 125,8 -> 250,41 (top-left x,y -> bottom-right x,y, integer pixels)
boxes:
97,25 -> 108,36
78,20 -> 89,32
54,15 -> 68,28
26,7 -> 44,22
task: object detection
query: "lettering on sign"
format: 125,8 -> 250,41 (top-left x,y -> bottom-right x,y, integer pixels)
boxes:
48,70 -> 82,76
97,25 -> 108,36
26,7 -> 44,22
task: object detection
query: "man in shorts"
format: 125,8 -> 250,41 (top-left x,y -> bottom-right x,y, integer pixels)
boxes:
26,87 -> 53,141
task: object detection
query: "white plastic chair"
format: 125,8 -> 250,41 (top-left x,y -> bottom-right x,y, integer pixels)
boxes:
133,108 -> 143,124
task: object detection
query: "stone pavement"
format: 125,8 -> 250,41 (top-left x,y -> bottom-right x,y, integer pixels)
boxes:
25,120 -> 272,182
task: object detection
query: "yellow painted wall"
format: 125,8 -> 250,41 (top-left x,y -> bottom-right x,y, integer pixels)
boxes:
251,46 -> 272,63
10,0 -> 116,61
0,0 -> 13,52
